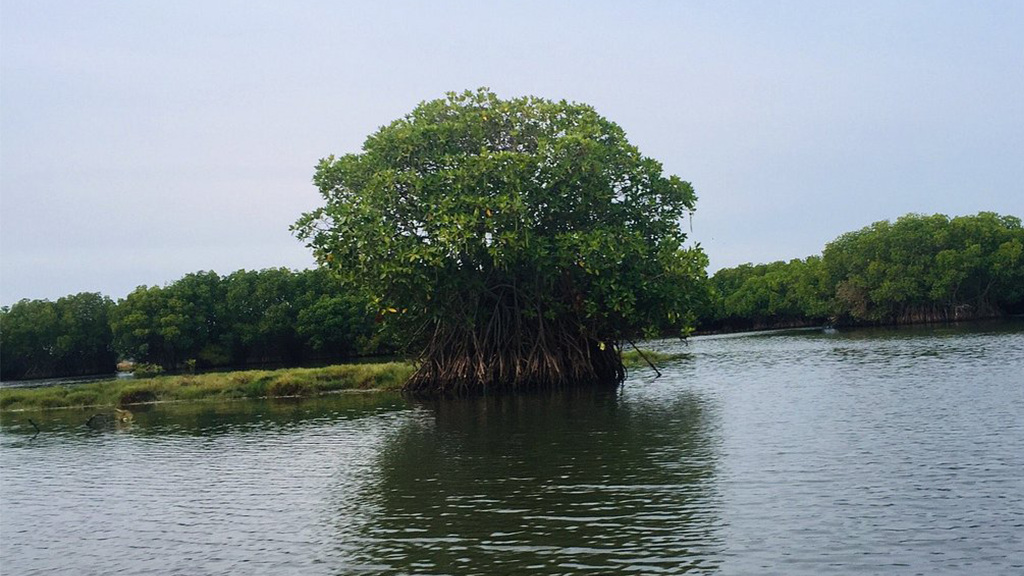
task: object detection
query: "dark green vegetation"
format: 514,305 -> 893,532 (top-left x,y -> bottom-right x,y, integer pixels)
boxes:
706,257 -> 831,330
706,212 -> 1024,330
824,212 -> 1024,322
112,268 -> 382,368
0,362 -> 413,412
294,89 -> 709,394
1,268 -> 383,381
0,292 -> 116,381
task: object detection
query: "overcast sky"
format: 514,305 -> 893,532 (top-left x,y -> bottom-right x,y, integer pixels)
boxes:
2,0 -> 1021,304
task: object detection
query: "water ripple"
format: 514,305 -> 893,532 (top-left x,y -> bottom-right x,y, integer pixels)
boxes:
2,321 -> 1022,574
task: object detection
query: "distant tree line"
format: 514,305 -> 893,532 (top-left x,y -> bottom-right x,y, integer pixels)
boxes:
2,212 -> 1021,380
0,292 -> 117,380
1,268 -> 385,381
703,212 -> 1024,331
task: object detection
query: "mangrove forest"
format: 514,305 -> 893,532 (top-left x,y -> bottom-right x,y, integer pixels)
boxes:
703,212 -> 1024,332
1,268 -> 383,381
1,88 -> 1021,390
3,213 -> 1021,384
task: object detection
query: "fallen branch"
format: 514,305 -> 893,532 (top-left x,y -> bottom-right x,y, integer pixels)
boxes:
627,340 -> 662,379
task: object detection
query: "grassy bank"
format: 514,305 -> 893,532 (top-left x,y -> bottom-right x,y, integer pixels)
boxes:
620,349 -> 689,369
0,362 -> 414,413
0,349 -> 686,412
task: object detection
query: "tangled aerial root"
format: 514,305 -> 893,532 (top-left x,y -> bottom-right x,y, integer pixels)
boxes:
403,322 -> 625,396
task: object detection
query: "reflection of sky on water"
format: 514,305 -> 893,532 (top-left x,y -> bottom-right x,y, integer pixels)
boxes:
1,320 -> 1022,574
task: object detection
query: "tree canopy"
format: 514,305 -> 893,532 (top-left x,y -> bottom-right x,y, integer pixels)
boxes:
111,268 -> 382,370
707,257 -> 831,330
1,293 -> 116,380
704,212 -> 1024,329
823,212 -> 1024,322
294,89 -> 709,393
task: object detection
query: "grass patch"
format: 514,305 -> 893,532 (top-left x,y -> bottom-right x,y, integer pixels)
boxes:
118,388 -> 158,406
0,348 -> 678,412
0,361 -> 415,412
621,348 -> 691,369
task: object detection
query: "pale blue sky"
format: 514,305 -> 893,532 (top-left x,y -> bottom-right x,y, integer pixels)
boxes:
2,0 -> 1022,303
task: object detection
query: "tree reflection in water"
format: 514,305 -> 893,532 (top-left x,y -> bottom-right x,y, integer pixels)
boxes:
337,387 -> 723,575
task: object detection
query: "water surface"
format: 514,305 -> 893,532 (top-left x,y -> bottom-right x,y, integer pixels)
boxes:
2,321 -> 1022,574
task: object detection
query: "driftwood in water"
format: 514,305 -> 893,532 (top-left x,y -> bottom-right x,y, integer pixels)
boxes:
85,408 -> 134,429
627,340 -> 662,379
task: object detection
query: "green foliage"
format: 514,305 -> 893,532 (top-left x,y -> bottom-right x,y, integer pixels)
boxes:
221,268 -> 300,364
0,293 -> 117,380
823,212 -> 1024,322
296,294 -> 377,355
132,363 -> 165,378
707,257 -> 831,328
3,268 -> 387,381
109,284 -> 192,369
294,88 -> 708,392
110,268 -> 384,371
704,212 -> 1024,329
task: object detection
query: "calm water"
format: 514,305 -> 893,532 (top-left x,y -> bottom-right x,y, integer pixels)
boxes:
1,322 -> 1022,575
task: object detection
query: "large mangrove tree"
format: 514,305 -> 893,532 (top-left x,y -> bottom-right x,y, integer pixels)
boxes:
294,89 -> 708,394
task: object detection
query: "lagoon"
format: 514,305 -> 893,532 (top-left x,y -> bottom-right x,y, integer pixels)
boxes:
1,321 -> 1022,575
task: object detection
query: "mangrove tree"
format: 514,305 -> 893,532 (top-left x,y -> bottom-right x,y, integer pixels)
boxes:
294,89 -> 708,394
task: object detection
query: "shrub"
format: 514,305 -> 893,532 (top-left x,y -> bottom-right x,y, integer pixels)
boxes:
133,363 -> 165,378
